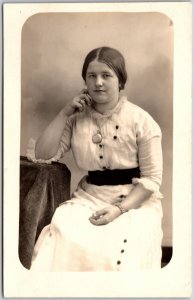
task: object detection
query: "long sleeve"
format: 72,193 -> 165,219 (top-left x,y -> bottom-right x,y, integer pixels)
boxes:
132,111 -> 163,193
26,117 -> 74,164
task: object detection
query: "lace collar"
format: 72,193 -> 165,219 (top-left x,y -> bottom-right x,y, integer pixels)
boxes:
88,95 -> 127,120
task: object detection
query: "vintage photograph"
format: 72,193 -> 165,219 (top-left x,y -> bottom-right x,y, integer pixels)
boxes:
20,12 -> 173,271
4,2 -> 191,298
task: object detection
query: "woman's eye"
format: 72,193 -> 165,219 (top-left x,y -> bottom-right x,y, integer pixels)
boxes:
88,74 -> 96,78
103,74 -> 111,78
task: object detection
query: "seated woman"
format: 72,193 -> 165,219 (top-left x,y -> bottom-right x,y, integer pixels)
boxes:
27,46 -> 163,271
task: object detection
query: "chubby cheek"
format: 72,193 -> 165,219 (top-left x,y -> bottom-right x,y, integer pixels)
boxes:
86,85 -> 93,93
85,81 -> 93,94
108,84 -> 119,96
86,88 -> 94,100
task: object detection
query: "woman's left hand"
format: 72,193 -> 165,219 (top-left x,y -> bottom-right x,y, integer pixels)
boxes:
89,206 -> 122,226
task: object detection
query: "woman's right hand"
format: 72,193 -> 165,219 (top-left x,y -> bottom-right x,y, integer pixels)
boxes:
62,91 -> 92,117
35,91 -> 92,159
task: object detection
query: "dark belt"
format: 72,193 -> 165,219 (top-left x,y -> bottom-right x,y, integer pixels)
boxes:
88,168 -> 140,186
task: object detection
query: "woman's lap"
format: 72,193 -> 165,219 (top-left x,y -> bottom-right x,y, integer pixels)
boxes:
31,186 -> 163,271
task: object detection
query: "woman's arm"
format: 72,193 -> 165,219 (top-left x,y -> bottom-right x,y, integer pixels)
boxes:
35,109 -> 68,160
35,92 -> 92,160
89,184 -> 152,225
117,183 -> 152,211
89,135 -> 163,226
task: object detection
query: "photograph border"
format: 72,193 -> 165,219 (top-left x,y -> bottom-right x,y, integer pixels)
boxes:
3,2 -> 192,298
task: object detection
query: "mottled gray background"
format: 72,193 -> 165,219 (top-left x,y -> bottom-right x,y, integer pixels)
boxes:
21,12 -> 173,246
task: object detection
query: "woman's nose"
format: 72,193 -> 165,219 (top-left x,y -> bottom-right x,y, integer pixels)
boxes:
95,76 -> 103,87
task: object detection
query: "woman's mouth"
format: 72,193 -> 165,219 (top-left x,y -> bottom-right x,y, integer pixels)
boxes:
94,90 -> 106,93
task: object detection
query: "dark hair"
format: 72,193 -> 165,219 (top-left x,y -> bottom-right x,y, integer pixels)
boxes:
82,47 -> 127,90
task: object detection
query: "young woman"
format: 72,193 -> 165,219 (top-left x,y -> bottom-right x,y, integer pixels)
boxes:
27,46 -> 163,271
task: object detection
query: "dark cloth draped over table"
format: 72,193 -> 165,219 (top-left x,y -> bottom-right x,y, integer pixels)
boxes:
19,156 -> 71,269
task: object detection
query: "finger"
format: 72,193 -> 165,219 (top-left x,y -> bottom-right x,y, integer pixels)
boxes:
79,99 -> 86,111
73,97 -> 86,111
89,217 -> 98,225
80,94 -> 92,106
81,88 -> 88,94
89,216 -> 107,226
90,213 -> 99,220
73,97 -> 83,106
93,209 -> 107,218
79,99 -> 86,106
73,101 -> 83,110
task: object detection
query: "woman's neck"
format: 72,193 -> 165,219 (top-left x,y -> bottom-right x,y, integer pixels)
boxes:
93,98 -> 120,115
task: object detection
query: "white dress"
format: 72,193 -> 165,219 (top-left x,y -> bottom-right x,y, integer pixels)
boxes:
27,96 -> 163,271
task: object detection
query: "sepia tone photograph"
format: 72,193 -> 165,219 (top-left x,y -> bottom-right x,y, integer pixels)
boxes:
20,11 -> 173,271
4,2 -> 191,298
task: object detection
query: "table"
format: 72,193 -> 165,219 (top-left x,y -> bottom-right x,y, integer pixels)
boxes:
19,156 -> 71,269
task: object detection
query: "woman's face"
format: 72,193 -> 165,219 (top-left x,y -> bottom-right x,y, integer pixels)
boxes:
85,60 -> 120,110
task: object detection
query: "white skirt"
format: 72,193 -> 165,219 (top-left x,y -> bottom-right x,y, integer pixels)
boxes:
31,176 -> 163,271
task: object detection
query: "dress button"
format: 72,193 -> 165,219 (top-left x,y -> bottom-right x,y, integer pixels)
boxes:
123,239 -> 127,243
99,155 -> 103,159
113,135 -> 117,140
116,125 -> 119,129
121,249 -> 124,253
99,144 -> 103,148
117,260 -> 121,265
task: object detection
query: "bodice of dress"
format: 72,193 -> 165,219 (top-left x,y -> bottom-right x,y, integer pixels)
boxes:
70,99 -> 140,171
27,96 -> 163,192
